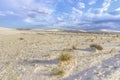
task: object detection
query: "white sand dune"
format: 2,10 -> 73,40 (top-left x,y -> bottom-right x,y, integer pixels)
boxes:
100,29 -> 120,33
0,27 -> 120,80
0,27 -> 20,35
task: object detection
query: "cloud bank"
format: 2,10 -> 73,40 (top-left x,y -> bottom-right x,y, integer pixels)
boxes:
0,0 -> 120,30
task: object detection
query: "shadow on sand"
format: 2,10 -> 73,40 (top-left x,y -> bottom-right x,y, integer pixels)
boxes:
63,53 -> 120,80
19,58 -> 58,66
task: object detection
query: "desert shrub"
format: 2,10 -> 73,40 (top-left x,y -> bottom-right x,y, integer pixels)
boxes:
72,45 -> 77,50
59,51 -> 72,62
90,44 -> 103,50
19,37 -> 24,40
52,68 -> 65,76
109,48 -> 116,53
116,34 -> 120,38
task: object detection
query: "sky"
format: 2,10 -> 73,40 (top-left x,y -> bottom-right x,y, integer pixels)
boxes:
0,0 -> 120,31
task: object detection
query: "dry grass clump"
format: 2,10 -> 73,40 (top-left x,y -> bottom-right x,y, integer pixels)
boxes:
19,37 -> 24,40
72,45 -> 77,50
59,51 -> 72,62
116,34 -> 119,38
90,39 -> 94,42
90,44 -> 103,50
52,68 -> 65,76
65,44 -> 77,50
109,48 -> 116,53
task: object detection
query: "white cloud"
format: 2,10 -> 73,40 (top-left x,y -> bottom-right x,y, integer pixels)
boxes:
66,4 -> 120,30
6,11 -> 20,16
0,2 -> 53,20
72,7 -> 83,14
6,11 -> 15,15
32,7 -> 53,15
115,7 -> 120,11
89,0 -> 97,5
0,10 -> 20,16
57,17 -> 63,22
0,0 -> 120,30
99,0 -> 112,13
0,12 -> 6,16
67,0 -> 74,4
1,0 -> 55,24
24,18 -> 33,23
114,0 -> 118,1
78,2 -> 85,9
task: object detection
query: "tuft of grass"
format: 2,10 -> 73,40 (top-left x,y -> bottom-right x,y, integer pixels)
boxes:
52,68 -> 65,76
64,44 -> 77,52
109,48 -> 116,53
19,37 -> 24,40
90,39 -> 94,42
116,34 -> 119,38
59,51 -> 72,62
90,44 -> 103,50
72,45 -> 77,50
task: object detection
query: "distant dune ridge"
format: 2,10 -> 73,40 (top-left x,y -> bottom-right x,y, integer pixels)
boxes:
0,27 -> 14,30
0,27 -> 19,34
0,27 -> 120,33
100,29 -> 120,33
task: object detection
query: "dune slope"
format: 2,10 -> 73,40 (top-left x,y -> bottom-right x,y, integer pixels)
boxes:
0,27 -> 120,80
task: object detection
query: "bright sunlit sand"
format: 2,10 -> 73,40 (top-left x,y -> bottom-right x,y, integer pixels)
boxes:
0,27 -> 120,80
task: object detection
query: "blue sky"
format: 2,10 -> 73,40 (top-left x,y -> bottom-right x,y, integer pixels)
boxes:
0,0 -> 120,30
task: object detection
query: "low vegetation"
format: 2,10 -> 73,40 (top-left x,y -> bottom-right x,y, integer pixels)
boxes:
90,44 -> 103,50
109,48 -> 116,53
52,68 -> 65,76
59,51 -> 72,62
19,37 -> 24,40
72,45 -> 77,50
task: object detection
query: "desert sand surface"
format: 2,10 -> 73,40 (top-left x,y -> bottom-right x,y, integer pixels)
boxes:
0,27 -> 120,80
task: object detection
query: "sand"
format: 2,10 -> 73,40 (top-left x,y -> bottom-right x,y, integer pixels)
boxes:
0,27 -> 120,80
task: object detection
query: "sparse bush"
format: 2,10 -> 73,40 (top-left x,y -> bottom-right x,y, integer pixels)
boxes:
107,40 -> 111,42
59,51 -> 72,62
64,44 -> 77,51
52,68 -> 65,76
19,37 -> 24,40
109,48 -> 116,53
90,39 -> 94,42
90,44 -> 103,50
116,34 -> 119,38
81,43 -> 84,45
72,45 -> 77,50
